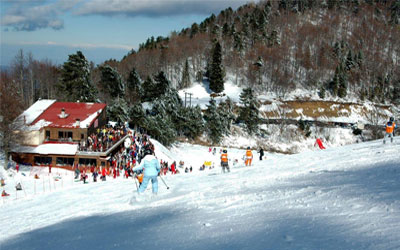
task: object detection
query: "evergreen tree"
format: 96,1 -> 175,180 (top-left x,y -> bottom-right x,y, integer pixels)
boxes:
338,64 -> 348,98
178,105 -> 204,139
141,76 -> 156,102
154,71 -> 171,98
239,87 -> 260,134
190,23 -> 199,38
209,41 -> 225,93
318,84 -> 326,99
59,51 -> 97,102
99,65 -> 125,99
204,98 -> 224,144
128,103 -> 145,129
392,79 -> 400,103
126,67 -> 142,103
180,59 -> 191,89
218,97 -> 236,134
143,114 -> 176,146
345,50 -> 355,71
107,97 -> 129,124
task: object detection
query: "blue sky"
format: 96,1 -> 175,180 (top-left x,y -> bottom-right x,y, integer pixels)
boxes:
0,0 -> 249,67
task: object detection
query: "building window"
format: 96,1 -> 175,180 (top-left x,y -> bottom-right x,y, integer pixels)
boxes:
56,157 -> 74,166
58,131 -> 73,141
81,133 -> 84,140
79,158 -> 97,166
45,130 -> 50,140
34,156 -> 52,165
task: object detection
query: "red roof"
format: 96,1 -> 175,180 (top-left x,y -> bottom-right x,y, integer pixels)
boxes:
31,102 -> 106,129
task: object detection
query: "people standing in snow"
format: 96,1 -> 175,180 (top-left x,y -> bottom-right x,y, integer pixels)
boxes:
258,148 -> 264,161
220,149 -> 230,173
383,117 -> 397,144
92,171 -> 98,182
170,161 -> 176,175
2,190 -> 9,197
101,167 -> 106,181
245,147 -> 253,166
132,147 -> 161,195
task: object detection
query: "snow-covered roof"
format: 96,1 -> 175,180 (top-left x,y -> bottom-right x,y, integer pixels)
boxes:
12,143 -> 78,155
15,100 -> 106,131
14,99 -> 56,130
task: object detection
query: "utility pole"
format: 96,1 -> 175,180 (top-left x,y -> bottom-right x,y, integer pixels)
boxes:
184,92 -> 193,107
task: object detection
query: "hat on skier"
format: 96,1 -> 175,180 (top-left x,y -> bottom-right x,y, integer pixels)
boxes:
390,117 -> 394,122
247,147 -> 250,150
143,145 -> 153,156
223,149 -> 227,153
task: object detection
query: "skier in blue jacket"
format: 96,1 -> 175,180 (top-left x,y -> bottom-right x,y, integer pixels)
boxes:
132,147 -> 161,194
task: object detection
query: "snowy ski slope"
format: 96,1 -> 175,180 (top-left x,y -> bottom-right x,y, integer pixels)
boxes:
0,138 -> 399,250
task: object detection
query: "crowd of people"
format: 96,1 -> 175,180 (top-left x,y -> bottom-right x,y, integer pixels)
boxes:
78,125 -> 128,152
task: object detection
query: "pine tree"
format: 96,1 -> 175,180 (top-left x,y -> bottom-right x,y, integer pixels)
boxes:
204,98 -> 224,144
99,65 -> 125,99
154,71 -> 170,98
143,114 -> 176,146
107,97 -> 129,125
345,50 -> 355,71
239,87 -> 260,134
59,51 -> 97,102
128,103 -> 145,129
318,84 -> 326,99
178,105 -> 204,139
141,76 -> 156,102
126,67 -> 142,103
180,59 -> 191,89
218,97 -> 236,134
209,41 -> 225,93
392,79 -> 400,103
338,64 -> 348,98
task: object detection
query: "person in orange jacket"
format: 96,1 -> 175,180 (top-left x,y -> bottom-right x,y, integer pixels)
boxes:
245,147 -> 253,166
220,149 -> 230,173
383,117 -> 397,144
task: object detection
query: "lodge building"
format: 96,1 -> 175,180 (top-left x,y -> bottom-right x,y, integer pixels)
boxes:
10,99 -> 128,170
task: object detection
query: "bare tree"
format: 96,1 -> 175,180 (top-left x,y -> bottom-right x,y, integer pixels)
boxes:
0,71 -> 26,168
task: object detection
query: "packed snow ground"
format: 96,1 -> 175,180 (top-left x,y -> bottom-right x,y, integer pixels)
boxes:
1,137 -> 400,250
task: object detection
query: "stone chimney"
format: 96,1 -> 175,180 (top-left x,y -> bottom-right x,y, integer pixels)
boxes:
76,118 -> 80,127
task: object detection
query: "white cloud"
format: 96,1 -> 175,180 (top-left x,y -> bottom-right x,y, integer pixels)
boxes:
1,0 -> 81,31
16,41 -> 133,51
76,0 -> 250,17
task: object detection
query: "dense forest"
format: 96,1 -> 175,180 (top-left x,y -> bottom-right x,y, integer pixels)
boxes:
1,0 -> 400,146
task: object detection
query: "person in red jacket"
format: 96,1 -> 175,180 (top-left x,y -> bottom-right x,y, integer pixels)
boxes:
16,164 -> 19,173
171,161 -> 176,175
101,167 -> 106,181
314,138 -> 326,149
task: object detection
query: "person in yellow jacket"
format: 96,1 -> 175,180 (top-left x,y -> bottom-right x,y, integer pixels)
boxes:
245,147 -> 253,166
383,117 -> 396,144
220,149 -> 230,173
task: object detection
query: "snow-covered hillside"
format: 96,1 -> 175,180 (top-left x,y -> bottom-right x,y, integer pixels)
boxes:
1,137 -> 400,250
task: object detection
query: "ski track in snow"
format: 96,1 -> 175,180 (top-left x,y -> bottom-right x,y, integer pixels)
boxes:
1,138 -> 400,250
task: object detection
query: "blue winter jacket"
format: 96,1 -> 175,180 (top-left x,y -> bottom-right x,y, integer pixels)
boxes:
132,154 -> 160,177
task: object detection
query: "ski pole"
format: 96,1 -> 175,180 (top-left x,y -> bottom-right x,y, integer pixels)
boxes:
133,174 -> 139,191
159,175 -> 169,189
